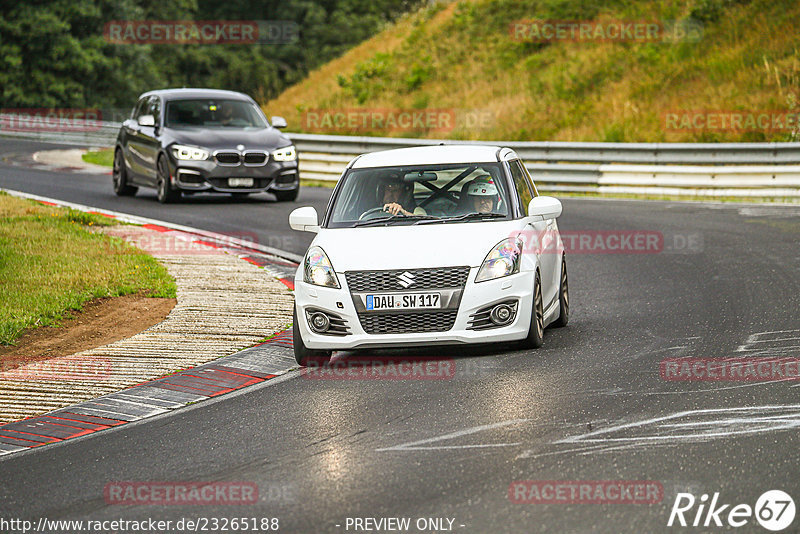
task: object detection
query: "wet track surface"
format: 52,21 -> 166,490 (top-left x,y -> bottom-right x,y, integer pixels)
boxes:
1,138 -> 800,532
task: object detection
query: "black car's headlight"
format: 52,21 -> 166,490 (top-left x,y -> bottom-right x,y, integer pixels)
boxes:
272,145 -> 296,162
172,144 -> 209,161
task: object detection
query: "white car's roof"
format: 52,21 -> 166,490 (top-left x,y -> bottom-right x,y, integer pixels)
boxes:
350,145 -> 518,168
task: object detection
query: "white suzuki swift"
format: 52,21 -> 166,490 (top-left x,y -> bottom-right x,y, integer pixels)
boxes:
288,145 -> 568,366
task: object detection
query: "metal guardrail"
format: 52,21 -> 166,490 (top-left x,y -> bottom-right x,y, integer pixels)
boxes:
287,133 -> 800,165
0,115 -> 120,148
289,134 -> 800,197
2,119 -> 799,197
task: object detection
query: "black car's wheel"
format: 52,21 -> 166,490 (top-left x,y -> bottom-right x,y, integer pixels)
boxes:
552,255 -> 569,328
293,307 -> 331,367
156,155 -> 180,204
274,188 -> 299,202
520,272 -> 544,349
112,149 -> 137,196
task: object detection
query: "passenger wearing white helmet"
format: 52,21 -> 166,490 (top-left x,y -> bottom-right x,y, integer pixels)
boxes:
465,175 -> 500,214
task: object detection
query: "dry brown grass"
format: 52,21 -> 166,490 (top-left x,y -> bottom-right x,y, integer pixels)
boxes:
264,0 -> 800,142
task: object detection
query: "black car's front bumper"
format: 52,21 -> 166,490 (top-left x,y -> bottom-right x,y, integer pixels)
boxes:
167,156 -> 298,194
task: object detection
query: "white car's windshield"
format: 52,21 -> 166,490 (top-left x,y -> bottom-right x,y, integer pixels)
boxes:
327,163 -> 512,228
164,99 -> 268,129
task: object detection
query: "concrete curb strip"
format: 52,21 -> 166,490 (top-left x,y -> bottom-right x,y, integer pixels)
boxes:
0,193 -> 300,455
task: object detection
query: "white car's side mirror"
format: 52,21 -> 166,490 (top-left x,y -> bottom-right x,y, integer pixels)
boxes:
137,114 -> 155,127
271,116 -> 288,129
289,206 -> 320,233
528,196 -> 562,220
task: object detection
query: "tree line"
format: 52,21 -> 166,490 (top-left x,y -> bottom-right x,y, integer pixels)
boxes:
0,0 -> 420,114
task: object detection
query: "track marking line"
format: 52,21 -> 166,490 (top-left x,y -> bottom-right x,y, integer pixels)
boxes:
376,419 -> 528,452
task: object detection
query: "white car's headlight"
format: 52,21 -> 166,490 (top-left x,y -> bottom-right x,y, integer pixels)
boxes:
272,145 -> 296,161
304,246 -> 340,288
171,144 -> 209,161
475,237 -> 523,282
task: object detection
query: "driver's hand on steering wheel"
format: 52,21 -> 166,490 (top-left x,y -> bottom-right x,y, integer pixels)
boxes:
383,202 -> 410,216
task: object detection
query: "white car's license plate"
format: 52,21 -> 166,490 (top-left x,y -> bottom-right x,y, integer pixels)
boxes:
228,178 -> 254,187
366,293 -> 440,311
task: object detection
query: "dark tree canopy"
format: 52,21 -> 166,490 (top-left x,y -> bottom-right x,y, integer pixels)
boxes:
0,0 -> 420,112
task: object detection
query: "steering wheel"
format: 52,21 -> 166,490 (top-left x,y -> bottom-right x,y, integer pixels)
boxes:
358,206 -> 407,220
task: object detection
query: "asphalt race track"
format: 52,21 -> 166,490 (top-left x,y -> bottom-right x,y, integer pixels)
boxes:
1,138 -> 800,533
0,138 -> 323,257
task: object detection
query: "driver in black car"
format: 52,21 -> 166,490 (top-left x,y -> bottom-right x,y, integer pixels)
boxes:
219,104 -> 236,126
377,173 -> 426,216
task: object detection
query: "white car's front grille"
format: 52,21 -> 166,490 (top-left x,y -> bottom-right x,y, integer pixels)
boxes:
358,310 -> 458,335
346,267 -> 469,335
345,267 -> 470,292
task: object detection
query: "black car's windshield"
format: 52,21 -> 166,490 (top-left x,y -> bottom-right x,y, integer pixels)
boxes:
327,163 -> 512,228
165,99 -> 268,129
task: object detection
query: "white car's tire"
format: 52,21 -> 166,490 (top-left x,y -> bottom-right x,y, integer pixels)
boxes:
520,272 -> 544,349
552,255 -> 569,328
293,307 -> 332,366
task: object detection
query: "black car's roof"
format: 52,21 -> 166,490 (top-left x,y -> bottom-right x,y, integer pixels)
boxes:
138,88 -> 253,102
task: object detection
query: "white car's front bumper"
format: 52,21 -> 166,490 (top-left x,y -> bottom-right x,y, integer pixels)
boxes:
294,268 -> 536,350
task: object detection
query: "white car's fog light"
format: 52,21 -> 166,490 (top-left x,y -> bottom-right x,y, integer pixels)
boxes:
309,312 -> 331,333
490,303 -> 514,325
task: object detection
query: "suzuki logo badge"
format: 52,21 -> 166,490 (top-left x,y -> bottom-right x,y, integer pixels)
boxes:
397,271 -> 415,288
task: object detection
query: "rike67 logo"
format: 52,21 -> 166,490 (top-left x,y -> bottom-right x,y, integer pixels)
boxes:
668,490 -> 795,531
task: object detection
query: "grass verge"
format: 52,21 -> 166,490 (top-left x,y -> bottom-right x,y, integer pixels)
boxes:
82,147 -> 114,167
0,193 -> 177,345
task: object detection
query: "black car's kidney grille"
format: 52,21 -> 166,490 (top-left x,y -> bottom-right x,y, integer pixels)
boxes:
243,152 -> 267,165
215,152 -> 240,165
345,267 -> 470,292
358,310 -> 457,334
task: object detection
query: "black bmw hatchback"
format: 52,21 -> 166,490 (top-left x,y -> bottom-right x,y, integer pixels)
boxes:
113,88 -> 299,203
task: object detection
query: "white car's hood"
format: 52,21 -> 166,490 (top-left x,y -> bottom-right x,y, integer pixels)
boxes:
311,221 -> 521,271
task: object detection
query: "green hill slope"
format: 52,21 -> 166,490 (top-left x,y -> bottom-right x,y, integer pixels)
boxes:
264,0 -> 800,142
